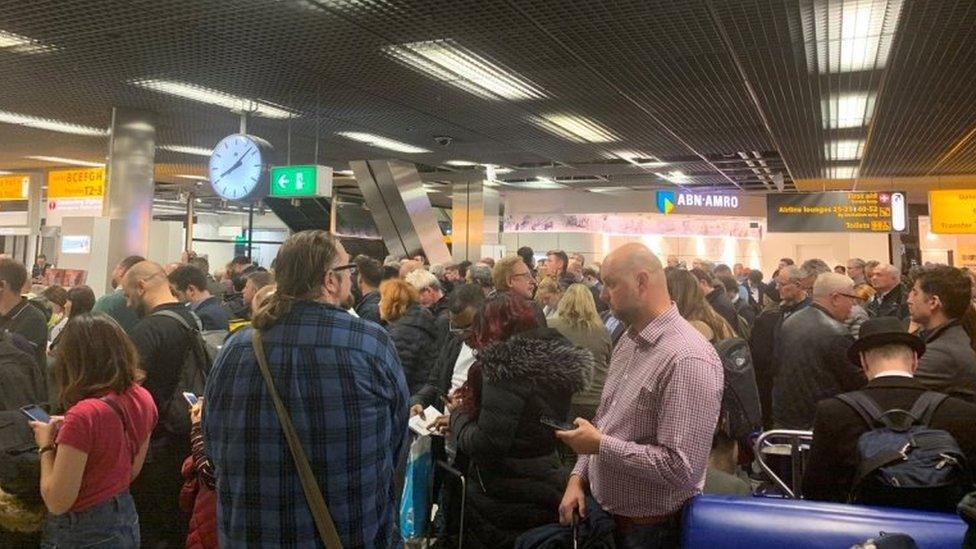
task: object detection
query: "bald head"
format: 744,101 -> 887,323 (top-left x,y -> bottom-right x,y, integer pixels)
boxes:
601,243 -> 668,329
123,261 -> 176,317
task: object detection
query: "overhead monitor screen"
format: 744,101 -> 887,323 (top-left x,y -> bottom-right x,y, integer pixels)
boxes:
61,235 -> 92,254
766,191 -> 906,233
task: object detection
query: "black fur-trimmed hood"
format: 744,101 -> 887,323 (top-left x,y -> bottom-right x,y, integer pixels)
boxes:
477,329 -> 593,393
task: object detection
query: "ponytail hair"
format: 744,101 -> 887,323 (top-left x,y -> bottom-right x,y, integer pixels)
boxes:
252,230 -> 339,330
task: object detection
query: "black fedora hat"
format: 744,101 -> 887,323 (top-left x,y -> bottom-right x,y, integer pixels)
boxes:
848,316 -> 926,365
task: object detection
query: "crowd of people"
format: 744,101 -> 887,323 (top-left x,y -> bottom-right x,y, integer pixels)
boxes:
1,235 -> 976,548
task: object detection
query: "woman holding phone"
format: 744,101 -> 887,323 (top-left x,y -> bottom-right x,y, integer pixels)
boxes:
29,313 -> 158,547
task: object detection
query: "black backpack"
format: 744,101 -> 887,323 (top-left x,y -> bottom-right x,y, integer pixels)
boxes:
151,310 -> 213,441
714,338 -> 762,441
837,391 -> 971,512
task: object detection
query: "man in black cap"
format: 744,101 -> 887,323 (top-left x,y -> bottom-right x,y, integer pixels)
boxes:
803,317 -> 976,505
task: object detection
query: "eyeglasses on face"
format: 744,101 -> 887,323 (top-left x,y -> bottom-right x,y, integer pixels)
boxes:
330,263 -> 357,273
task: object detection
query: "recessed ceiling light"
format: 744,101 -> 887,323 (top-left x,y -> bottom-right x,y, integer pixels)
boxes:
334,170 -> 354,176
822,92 -> 877,129
0,111 -> 108,137
384,39 -> 547,101
612,150 -> 667,168
336,131 -> 430,154
0,29 -> 55,54
158,145 -> 212,157
825,165 -> 859,179
533,114 -> 618,143
825,139 -> 865,161
26,155 -> 105,167
445,160 -> 477,167
588,187 -> 631,194
805,0 -> 904,74
175,174 -> 210,181
0,170 -> 12,175
131,80 -> 295,118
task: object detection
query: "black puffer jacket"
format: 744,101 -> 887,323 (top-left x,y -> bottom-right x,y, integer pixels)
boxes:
451,328 -> 593,548
387,304 -> 440,394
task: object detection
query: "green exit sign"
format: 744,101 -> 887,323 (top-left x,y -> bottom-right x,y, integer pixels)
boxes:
269,165 -> 333,198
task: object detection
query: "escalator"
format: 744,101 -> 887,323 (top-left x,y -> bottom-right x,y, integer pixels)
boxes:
263,196 -> 388,259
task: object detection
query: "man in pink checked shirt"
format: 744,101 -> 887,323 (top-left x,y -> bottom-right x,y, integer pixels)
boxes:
556,243 -> 724,548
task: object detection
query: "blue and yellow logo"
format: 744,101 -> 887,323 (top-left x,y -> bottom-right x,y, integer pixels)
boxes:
656,190 -> 676,214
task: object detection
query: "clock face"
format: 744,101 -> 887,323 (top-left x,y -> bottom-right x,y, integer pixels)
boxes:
209,134 -> 268,201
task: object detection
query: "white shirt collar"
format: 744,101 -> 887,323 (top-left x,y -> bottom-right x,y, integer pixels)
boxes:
872,370 -> 913,379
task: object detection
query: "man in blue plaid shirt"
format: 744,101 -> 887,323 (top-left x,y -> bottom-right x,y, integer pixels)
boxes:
204,231 -> 409,548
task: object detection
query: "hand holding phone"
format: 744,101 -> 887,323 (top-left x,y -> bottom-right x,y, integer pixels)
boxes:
540,416 -> 575,431
20,404 -> 50,424
183,392 -> 199,406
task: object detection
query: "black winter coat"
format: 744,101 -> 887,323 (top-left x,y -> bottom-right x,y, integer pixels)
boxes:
706,287 -> 741,336
866,284 -> 909,320
916,321 -> 976,401
410,330 -> 465,408
388,304 -> 440,394
451,329 -> 593,548
355,291 -> 382,325
772,304 -> 865,429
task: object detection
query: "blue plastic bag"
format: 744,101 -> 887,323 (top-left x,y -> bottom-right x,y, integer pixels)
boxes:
399,434 -> 433,540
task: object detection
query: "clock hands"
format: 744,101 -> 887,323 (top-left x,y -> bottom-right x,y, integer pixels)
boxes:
214,147 -> 255,183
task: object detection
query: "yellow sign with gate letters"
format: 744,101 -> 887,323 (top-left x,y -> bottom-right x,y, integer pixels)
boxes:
47,168 -> 106,199
929,189 -> 976,234
0,175 -> 29,201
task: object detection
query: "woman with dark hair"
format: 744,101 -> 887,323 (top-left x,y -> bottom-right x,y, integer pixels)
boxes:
29,314 -> 157,547
49,285 -> 96,350
667,269 -> 735,342
450,293 -> 592,548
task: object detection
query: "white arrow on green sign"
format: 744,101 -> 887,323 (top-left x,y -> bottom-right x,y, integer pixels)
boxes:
269,165 -> 333,198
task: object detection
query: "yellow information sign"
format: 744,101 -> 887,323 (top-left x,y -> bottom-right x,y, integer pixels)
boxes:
929,189 -> 976,234
47,168 -> 106,199
0,175 -> 29,201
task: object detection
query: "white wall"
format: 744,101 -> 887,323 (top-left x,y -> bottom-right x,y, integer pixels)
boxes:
147,221 -> 185,265
758,232 -> 890,278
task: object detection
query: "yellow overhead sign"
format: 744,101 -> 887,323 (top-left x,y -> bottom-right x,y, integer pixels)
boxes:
929,189 -> 976,234
0,175 -> 29,201
48,168 -> 106,199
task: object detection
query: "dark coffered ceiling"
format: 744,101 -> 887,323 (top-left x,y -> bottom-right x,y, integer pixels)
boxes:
1,0 -> 975,200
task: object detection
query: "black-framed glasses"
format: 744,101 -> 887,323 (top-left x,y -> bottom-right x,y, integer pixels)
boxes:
331,263 -> 357,272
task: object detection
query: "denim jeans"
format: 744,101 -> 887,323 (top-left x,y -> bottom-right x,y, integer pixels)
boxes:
613,519 -> 680,549
41,491 -> 140,548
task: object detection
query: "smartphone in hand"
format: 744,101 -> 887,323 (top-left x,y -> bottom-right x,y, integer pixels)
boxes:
20,404 -> 51,424
540,416 -> 575,431
183,392 -> 199,406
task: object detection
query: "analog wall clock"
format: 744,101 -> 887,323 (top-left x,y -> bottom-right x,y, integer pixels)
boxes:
208,134 -> 273,202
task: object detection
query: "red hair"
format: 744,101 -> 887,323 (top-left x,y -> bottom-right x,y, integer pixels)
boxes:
455,293 -> 539,417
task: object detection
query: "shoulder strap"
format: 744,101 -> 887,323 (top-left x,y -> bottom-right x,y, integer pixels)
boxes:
837,392 -> 889,429
251,330 -> 344,549
152,308 -> 203,331
908,391 -> 948,426
100,396 -> 138,464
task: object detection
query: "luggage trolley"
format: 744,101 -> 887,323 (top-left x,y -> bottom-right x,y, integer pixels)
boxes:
753,430 -> 814,498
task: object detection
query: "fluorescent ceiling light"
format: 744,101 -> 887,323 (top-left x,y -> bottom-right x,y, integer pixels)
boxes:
806,0 -> 903,74
822,92 -> 876,129
0,111 -> 108,137
26,155 -> 105,167
655,170 -> 690,185
335,170 -> 354,176
612,150 -> 666,167
533,114 -> 618,143
131,80 -> 294,118
158,144 -> 212,156
384,39 -> 546,101
826,165 -> 859,178
825,139 -> 865,160
175,174 -> 210,181
588,187 -> 631,194
0,170 -> 12,175
0,30 -> 54,54
445,160 -> 477,167
337,131 -> 430,154
503,177 -> 565,190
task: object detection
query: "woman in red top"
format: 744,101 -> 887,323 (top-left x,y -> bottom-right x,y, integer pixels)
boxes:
29,313 -> 158,547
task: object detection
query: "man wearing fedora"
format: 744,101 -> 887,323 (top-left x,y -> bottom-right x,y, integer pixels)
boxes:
802,316 -> 976,505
